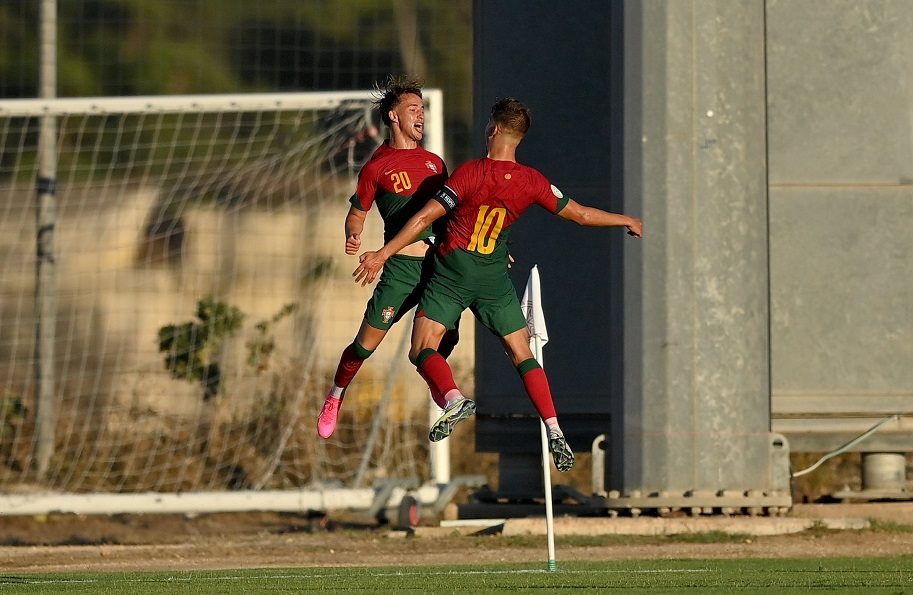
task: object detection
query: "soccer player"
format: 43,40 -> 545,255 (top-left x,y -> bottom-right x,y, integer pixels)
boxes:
353,98 -> 643,472
317,76 -> 458,439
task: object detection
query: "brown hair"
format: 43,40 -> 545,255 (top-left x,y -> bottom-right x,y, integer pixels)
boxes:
490,97 -> 531,137
374,75 -> 424,127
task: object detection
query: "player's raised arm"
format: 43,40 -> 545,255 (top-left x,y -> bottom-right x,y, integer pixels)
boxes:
558,198 -> 643,238
353,199 -> 448,286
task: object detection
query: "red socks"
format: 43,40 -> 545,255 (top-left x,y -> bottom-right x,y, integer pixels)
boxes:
333,341 -> 374,389
337,343 -> 451,409
415,349 -> 459,400
418,368 -> 448,409
518,362 -> 557,420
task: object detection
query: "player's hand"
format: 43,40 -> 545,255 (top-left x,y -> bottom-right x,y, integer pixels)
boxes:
626,217 -> 643,239
508,253 -> 515,269
353,250 -> 385,286
345,233 -> 362,255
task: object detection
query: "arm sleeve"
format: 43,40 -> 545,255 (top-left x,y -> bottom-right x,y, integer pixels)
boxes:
349,161 -> 378,211
534,172 -> 570,214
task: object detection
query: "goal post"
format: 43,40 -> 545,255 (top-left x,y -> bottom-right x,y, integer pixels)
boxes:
0,90 -> 445,174
0,90 -> 460,516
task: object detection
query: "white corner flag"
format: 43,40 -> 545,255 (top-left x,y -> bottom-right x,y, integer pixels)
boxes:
521,265 -> 558,572
520,265 -> 549,351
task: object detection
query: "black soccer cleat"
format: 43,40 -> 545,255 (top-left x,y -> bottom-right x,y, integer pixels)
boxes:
429,397 -> 476,442
548,432 -> 575,472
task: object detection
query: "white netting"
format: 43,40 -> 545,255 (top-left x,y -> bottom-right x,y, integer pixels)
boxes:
0,92 -> 463,497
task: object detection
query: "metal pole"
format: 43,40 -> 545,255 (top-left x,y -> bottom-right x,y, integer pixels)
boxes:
424,90 -> 450,486
429,397 -> 449,484
35,0 -> 58,478
533,337 -> 557,572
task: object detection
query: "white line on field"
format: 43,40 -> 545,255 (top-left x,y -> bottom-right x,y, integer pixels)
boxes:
3,568 -> 713,585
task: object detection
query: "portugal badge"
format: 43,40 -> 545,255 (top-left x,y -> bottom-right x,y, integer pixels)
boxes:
381,306 -> 395,323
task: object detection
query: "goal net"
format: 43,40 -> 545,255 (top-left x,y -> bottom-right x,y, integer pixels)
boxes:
0,91 -> 467,513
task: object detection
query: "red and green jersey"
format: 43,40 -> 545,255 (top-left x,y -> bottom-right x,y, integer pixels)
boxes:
350,142 -> 448,243
433,158 -> 569,261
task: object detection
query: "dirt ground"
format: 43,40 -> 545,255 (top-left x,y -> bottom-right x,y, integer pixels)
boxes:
3,504 -> 913,574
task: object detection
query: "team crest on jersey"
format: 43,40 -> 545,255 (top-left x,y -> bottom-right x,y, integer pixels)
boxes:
425,160 -> 438,173
550,184 -> 564,198
382,306 -> 395,323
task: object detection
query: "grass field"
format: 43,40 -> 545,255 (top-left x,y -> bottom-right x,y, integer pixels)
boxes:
3,556 -> 912,594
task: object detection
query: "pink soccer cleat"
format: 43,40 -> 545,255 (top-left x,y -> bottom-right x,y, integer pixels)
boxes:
317,395 -> 342,439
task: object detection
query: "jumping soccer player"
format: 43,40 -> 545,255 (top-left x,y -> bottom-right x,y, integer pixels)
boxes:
317,75 -> 458,439
353,97 -> 643,471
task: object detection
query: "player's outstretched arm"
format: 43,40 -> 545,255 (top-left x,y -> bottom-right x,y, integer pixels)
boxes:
344,206 -> 367,255
353,200 -> 448,286
558,199 -> 643,238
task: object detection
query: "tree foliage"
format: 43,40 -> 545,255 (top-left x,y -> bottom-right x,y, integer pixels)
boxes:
0,0 -> 471,161
157,296 -> 244,400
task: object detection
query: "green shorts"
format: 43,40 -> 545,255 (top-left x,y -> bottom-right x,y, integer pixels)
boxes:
418,249 -> 526,336
363,254 -> 434,330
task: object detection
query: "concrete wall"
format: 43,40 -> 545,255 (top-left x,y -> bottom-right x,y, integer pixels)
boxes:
766,0 -> 913,441
616,0 -> 779,495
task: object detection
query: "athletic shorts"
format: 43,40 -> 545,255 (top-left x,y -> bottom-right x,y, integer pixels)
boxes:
363,254 -> 433,330
418,249 -> 526,336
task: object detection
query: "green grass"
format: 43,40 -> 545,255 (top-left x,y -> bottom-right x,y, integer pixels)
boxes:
868,518 -> 913,533
2,557 -> 912,594
498,532 -> 753,548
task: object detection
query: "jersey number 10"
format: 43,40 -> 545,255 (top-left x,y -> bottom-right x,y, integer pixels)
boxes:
467,206 -> 506,255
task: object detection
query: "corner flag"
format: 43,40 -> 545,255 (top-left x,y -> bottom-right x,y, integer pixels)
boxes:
521,265 -> 549,350
521,265 -> 558,572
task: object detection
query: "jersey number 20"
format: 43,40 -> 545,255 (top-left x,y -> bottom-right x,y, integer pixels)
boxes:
467,206 -> 506,255
391,171 -> 412,193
